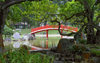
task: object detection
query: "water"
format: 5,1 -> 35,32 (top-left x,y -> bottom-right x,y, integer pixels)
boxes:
4,37 -> 60,49
29,37 -> 60,49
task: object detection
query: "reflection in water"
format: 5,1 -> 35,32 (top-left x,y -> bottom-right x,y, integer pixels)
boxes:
4,37 -> 60,49
29,37 -> 60,49
46,40 -> 48,49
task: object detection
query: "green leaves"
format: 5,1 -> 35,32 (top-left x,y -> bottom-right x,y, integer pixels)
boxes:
8,5 -> 22,22
2,25 -> 13,36
7,0 -> 58,25
0,50 -> 54,63
60,1 -> 84,17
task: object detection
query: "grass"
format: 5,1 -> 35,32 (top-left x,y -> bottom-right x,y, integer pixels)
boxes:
14,29 -> 31,35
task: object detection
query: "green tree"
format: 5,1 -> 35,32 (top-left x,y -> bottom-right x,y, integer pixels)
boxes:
0,0 -> 57,52
0,0 -> 42,53
51,0 -> 100,44
7,0 -> 58,27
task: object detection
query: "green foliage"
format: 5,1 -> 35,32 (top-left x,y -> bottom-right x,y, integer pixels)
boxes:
94,3 -> 100,24
8,5 -> 22,23
8,0 -> 58,27
59,1 -> 84,19
90,48 -> 100,56
2,26 -> 13,36
0,48 -> 54,63
0,0 -> 4,2
79,39 -> 87,44
68,45 -> 88,54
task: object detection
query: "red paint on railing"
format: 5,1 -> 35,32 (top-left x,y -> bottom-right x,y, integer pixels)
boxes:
31,25 -> 78,34
31,25 -> 78,39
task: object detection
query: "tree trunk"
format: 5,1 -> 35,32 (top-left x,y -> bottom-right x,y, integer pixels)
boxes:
83,0 -> 95,44
86,10 -> 95,44
0,10 -> 4,53
0,33 -> 4,53
0,8 -> 7,53
95,30 -> 100,44
87,25 -> 95,44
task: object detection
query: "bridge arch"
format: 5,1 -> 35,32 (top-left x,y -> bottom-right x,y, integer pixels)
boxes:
31,25 -> 78,39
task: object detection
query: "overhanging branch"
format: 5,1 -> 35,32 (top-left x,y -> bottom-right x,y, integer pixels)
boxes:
65,11 -> 85,20
51,19 -> 76,36
74,23 -> 87,40
49,11 -> 85,21
2,0 -> 41,10
51,19 -> 87,40
73,16 -> 86,24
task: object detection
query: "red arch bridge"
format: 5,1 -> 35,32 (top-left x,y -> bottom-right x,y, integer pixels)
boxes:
31,25 -> 78,39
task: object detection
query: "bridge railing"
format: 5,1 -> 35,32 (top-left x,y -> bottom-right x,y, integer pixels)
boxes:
31,25 -> 78,34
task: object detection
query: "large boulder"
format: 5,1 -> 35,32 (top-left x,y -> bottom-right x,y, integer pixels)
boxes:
56,38 -> 74,52
28,34 -> 35,40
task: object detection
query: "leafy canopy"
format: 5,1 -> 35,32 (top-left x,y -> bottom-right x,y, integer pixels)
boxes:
8,0 -> 58,25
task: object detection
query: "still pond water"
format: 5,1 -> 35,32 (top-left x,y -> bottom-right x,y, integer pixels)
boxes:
29,37 -> 60,49
4,37 -> 61,49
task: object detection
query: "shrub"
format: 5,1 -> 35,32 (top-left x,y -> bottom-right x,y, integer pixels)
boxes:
0,48 -> 54,63
90,48 -> 100,56
79,39 -> 87,44
3,26 -> 13,37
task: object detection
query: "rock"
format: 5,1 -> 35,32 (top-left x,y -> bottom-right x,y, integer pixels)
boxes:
92,57 -> 100,63
55,58 -> 59,61
22,34 -> 35,41
53,61 -> 64,63
56,38 -> 74,52
28,34 -> 35,40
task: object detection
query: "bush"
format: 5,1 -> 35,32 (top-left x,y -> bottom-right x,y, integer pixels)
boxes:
3,26 -> 13,37
90,48 -> 100,56
79,39 -> 87,44
0,48 -> 54,63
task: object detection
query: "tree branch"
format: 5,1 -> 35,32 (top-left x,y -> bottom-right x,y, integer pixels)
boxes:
2,0 -> 41,10
49,11 -> 85,21
51,19 -> 87,40
74,23 -> 87,40
51,19 -> 76,36
65,11 -> 85,20
72,16 -> 86,25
